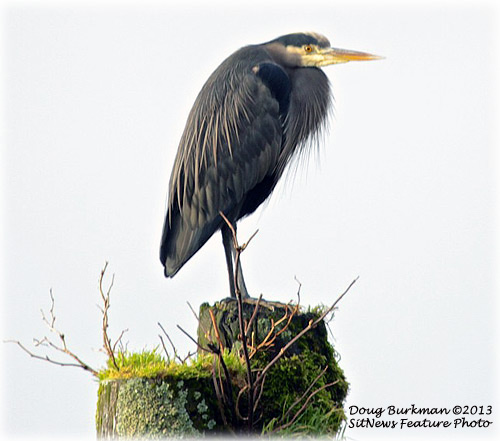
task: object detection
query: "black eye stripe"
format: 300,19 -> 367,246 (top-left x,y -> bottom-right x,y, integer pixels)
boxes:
273,34 -> 319,47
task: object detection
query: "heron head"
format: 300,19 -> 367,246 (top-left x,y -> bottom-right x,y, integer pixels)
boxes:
266,32 -> 382,67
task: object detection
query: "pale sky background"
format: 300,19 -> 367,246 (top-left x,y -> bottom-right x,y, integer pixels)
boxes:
1,0 -> 498,440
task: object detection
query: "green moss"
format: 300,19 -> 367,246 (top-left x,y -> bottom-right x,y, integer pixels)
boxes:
99,348 -> 246,382
258,350 -> 347,435
98,349 -> 167,380
263,404 -> 345,436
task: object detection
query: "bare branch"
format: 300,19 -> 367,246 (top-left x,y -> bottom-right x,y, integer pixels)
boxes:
271,379 -> 340,433
294,276 -> 302,305
208,308 -> 225,353
5,287 -> 99,377
5,340 -> 98,375
211,361 -> 235,434
176,318 -> 237,429
158,335 -> 170,362
282,365 -> 328,422
235,385 -> 250,422
236,289 -> 254,427
36,288 -> 99,375
6,262 -> 130,379
176,324 -> 212,354
186,301 -> 199,321
112,329 -> 129,354
219,211 -> 236,239
99,262 -> 119,370
215,351 -> 236,418
40,289 -> 56,330
254,277 -> 358,391
240,229 -> 259,252
181,351 -> 196,363
252,370 -> 267,414
245,294 -> 263,338
247,302 -> 298,360
158,322 -> 183,363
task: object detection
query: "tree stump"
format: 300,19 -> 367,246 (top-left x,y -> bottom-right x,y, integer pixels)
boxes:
96,298 -> 348,437
96,376 -> 219,437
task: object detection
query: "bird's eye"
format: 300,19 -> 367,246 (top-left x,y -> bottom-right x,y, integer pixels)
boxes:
304,45 -> 313,53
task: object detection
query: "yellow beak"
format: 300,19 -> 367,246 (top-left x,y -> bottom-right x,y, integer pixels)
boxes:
322,47 -> 384,65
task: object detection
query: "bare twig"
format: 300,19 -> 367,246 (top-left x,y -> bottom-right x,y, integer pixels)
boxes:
252,370 -> 267,414
112,329 -> 129,354
212,364 -> 227,421
186,301 -> 199,321
181,351 -> 196,363
215,352 -> 236,419
245,293 -> 263,338
241,229 -> 259,252
177,320 -> 236,430
40,289 -> 57,329
6,262 -> 130,379
282,365 -> 328,422
294,276 -> 302,305
235,385 -> 250,422
237,296 -> 253,428
254,277 -> 358,396
5,288 -> 99,376
158,335 -> 170,362
158,322 -> 184,363
176,324 -> 222,365
209,308 -> 224,353
177,324 -> 209,353
5,339 -> 98,375
206,308 -> 236,417
212,363 -> 235,434
271,379 -> 340,433
99,262 -> 119,370
247,302 -> 298,359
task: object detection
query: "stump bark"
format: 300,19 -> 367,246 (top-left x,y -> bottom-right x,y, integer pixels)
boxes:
96,298 -> 348,437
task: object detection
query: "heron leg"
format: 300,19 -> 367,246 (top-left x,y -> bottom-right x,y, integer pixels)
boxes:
221,224 -> 250,298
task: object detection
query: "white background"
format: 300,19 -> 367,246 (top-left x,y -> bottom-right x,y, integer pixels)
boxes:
1,1 -> 498,440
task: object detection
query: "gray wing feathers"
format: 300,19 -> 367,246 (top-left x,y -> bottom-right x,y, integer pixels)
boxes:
162,63 -> 282,276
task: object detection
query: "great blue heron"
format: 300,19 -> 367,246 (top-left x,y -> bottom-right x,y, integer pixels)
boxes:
160,32 -> 380,298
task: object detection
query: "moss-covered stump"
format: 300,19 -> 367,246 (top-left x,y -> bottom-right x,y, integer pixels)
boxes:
96,299 -> 348,437
96,377 -> 219,437
96,352 -> 231,437
198,299 -> 348,435
198,299 -> 336,359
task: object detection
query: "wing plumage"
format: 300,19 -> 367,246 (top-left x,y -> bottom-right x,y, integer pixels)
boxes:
161,47 -> 287,276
